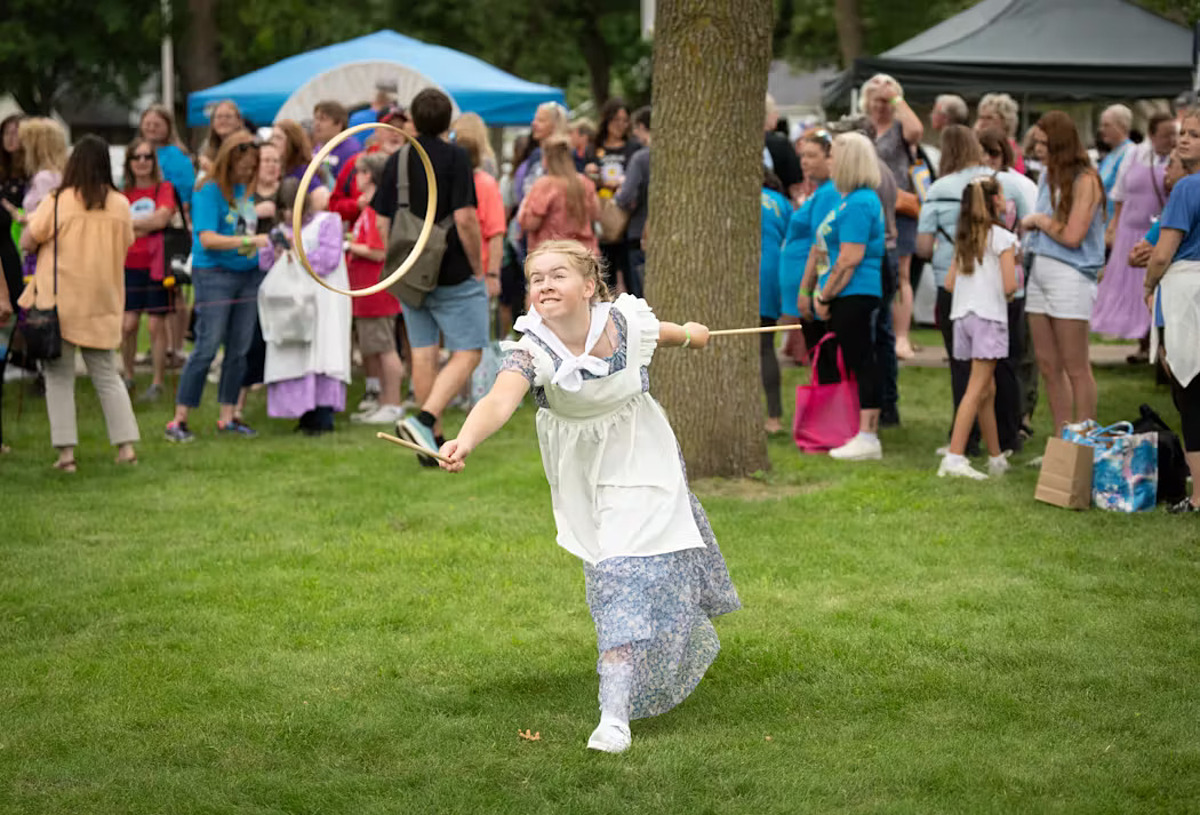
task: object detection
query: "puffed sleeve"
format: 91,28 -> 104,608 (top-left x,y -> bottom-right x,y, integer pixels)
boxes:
613,293 -> 659,367
500,336 -> 553,388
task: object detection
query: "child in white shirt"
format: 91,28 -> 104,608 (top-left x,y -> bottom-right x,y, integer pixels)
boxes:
939,176 -> 1019,480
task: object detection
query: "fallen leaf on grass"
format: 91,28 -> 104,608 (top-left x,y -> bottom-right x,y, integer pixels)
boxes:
518,729 -> 541,741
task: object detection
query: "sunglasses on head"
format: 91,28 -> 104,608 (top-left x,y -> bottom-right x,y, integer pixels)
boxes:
233,140 -> 261,153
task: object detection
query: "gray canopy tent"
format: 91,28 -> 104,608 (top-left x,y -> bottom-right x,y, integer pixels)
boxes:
822,0 -> 1194,108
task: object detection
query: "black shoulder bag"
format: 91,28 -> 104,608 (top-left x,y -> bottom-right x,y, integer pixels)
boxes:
19,194 -> 62,361
162,183 -> 193,284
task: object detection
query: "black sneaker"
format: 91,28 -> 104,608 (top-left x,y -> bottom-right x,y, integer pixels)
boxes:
1168,497 -> 1199,514
165,421 -> 195,443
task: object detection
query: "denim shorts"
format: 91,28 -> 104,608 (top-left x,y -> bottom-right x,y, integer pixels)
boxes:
403,277 -> 489,351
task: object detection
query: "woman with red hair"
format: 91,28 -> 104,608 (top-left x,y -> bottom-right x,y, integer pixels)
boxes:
1020,111 -> 1106,431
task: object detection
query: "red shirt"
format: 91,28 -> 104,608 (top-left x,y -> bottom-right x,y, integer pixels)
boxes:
347,207 -> 400,318
329,151 -> 364,225
123,184 -> 176,270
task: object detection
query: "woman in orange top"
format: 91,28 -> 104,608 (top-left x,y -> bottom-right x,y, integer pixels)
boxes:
519,136 -> 601,254
19,135 -> 138,471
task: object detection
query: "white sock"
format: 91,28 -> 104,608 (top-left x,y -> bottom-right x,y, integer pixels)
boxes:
945,452 -> 968,465
365,377 -> 380,393
989,454 -> 1007,465
858,431 -> 878,443
599,710 -> 628,729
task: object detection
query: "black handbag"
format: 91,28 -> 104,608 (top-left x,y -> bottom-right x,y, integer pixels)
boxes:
19,194 -> 62,361
161,183 -> 192,284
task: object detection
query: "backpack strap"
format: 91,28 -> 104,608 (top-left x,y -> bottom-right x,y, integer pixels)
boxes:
396,143 -> 411,211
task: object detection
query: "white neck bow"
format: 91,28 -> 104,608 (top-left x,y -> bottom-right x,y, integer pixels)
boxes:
515,302 -> 613,392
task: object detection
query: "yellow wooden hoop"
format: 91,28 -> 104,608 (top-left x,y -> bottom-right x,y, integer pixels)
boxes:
291,121 -> 437,298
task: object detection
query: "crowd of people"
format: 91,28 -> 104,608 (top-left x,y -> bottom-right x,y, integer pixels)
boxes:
754,79 -> 1198,512
0,77 -> 1198,512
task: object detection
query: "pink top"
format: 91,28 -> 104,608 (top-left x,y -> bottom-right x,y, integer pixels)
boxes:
474,169 -> 506,272
519,174 -> 601,253
23,170 -> 62,213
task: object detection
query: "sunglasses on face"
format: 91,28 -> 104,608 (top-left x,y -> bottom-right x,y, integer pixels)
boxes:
131,153 -> 154,161
234,141 -> 260,154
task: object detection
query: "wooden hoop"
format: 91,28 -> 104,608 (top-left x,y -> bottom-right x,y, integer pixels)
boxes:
291,122 -> 437,298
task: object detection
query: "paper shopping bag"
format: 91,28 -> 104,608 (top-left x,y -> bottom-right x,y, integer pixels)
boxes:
1035,437 -> 1094,510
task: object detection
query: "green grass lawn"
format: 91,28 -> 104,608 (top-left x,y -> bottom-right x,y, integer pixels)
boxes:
2,355 -> 1198,814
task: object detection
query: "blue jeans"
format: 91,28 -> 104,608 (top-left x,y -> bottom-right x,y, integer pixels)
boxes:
176,267 -> 265,408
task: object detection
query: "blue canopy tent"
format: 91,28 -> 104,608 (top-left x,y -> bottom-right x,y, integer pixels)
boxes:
187,30 -> 564,128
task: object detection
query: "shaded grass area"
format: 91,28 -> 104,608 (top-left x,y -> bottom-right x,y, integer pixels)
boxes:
2,358 -> 1198,813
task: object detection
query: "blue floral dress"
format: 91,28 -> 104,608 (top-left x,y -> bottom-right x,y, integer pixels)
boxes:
502,295 -> 741,720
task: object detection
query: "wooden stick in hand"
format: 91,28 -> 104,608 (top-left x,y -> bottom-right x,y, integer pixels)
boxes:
376,432 -> 454,465
708,324 -> 806,337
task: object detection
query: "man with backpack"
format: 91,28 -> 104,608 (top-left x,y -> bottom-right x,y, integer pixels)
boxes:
371,88 -> 485,464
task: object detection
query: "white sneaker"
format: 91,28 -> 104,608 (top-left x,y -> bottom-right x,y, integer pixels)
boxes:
938,454 -> 988,480
356,392 -> 380,413
587,721 -> 631,753
935,444 -> 951,456
352,404 -> 405,425
988,451 -> 1012,476
830,434 -> 883,461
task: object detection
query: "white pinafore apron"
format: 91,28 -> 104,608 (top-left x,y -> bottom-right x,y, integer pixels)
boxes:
504,294 -> 705,565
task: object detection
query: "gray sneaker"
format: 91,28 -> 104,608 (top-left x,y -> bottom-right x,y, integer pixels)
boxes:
138,383 -> 164,402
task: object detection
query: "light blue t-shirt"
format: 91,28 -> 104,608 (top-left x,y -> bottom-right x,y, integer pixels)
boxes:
191,181 -> 259,272
819,187 -> 885,299
917,166 -> 992,287
1098,139 -> 1132,221
156,144 -> 196,207
760,188 -> 791,319
917,166 -> 1032,288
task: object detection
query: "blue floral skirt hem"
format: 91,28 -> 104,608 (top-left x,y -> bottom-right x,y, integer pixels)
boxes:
583,491 -> 740,721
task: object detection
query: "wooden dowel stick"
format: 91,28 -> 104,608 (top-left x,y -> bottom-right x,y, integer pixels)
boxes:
708,323 -> 806,337
376,431 -> 454,465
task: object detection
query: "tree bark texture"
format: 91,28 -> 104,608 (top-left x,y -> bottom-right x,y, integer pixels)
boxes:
834,0 -> 864,67
183,0 -> 222,129
646,0 -> 772,479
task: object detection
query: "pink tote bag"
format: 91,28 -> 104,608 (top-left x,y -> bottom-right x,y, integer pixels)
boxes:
792,334 -> 860,453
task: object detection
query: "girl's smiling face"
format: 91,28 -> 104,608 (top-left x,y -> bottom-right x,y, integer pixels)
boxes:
527,252 -> 595,319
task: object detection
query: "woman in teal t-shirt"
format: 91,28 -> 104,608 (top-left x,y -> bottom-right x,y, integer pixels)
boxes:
166,132 -> 269,443
811,132 -> 886,462
783,131 -> 838,319
760,174 -> 791,433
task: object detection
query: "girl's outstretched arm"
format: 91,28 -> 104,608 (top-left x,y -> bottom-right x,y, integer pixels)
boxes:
659,321 -> 710,349
438,370 -> 531,472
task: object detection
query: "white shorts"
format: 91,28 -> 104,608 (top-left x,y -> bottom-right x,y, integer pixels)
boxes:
1026,255 -> 1098,321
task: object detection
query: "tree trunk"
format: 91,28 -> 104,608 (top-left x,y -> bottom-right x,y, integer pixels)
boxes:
182,0 -> 221,140
646,0 -> 772,479
833,0 -> 864,67
577,12 -> 612,107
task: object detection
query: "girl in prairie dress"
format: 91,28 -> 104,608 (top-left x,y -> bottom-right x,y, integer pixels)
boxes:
439,240 -> 740,754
